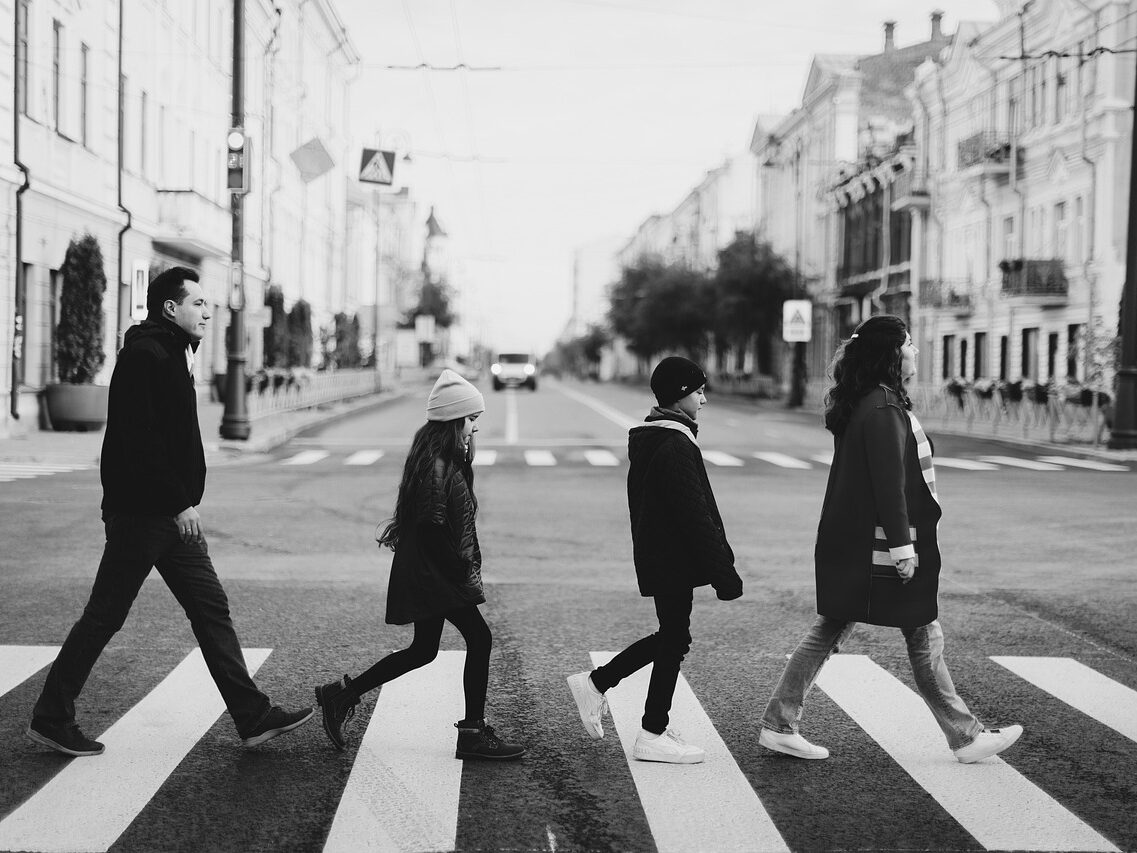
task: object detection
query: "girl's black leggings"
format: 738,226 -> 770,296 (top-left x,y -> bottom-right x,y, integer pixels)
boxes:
351,604 -> 491,722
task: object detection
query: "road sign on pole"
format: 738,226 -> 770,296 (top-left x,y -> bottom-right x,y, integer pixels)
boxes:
359,149 -> 396,185
782,300 -> 812,343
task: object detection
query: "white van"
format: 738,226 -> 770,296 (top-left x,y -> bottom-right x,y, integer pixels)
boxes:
490,352 -> 538,391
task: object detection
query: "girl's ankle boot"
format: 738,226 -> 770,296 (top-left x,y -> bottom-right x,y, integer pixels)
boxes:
315,675 -> 360,751
454,718 -> 526,761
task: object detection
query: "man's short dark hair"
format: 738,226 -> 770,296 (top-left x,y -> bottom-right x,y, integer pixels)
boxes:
146,266 -> 200,317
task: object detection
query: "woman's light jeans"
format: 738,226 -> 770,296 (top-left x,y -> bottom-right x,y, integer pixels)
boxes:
761,616 -> 983,750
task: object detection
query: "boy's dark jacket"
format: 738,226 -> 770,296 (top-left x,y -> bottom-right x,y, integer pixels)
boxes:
626,407 -> 742,599
100,318 -> 206,518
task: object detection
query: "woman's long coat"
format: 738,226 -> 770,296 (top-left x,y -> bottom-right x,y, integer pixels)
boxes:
814,385 -> 942,629
385,458 -> 486,625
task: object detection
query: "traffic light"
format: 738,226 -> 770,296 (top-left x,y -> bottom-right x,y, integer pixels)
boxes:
226,129 -> 249,193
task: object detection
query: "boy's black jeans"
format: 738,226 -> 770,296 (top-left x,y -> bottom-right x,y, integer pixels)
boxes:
32,514 -> 272,737
590,589 -> 693,734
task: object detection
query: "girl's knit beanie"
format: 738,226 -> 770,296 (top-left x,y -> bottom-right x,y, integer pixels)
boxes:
426,369 -> 486,422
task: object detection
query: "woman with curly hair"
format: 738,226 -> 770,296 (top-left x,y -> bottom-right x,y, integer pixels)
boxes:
313,369 -> 524,761
757,314 -> 1022,764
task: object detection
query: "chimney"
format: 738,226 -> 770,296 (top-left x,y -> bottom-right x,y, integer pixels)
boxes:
930,10 -> 944,40
883,20 -> 896,52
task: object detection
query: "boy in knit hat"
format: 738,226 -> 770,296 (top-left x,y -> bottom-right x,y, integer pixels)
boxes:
567,356 -> 743,763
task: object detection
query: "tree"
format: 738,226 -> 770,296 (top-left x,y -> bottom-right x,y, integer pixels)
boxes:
262,285 -> 289,368
287,299 -> 313,367
712,232 -> 794,373
332,312 -> 362,368
405,280 -> 455,328
56,233 -> 107,384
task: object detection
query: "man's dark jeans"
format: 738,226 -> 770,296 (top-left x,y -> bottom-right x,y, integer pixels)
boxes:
590,590 -> 693,734
33,514 -> 271,736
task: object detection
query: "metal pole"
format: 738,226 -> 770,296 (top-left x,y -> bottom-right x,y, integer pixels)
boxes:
1109,52 -> 1137,448
220,0 -> 250,439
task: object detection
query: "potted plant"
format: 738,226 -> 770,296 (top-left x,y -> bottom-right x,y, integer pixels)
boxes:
44,233 -> 109,431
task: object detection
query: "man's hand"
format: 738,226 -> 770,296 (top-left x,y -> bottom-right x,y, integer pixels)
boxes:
716,582 -> 743,601
896,556 -> 916,584
174,506 -> 204,544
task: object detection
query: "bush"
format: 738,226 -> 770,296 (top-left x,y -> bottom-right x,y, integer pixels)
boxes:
56,233 -> 107,384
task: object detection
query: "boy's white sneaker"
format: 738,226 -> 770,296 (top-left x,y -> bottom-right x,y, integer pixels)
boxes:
758,727 -> 830,759
953,725 -> 1023,764
632,728 -> 705,764
567,671 -> 607,739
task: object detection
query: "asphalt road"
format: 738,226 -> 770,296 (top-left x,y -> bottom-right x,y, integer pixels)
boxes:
0,377 -> 1134,853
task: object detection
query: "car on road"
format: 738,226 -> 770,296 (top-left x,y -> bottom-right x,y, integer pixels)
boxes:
491,352 -> 538,391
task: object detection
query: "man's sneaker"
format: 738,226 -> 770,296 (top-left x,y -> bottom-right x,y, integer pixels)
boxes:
242,705 -> 314,747
454,719 -> 526,760
567,671 -> 607,739
26,720 -> 105,757
315,675 -> 360,751
758,728 -> 830,759
632,728 -> 704,764
953,725 -> 1024,764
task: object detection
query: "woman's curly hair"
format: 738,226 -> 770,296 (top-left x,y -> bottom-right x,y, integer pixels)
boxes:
823,314 -> 911,435
376,418 -> 476,550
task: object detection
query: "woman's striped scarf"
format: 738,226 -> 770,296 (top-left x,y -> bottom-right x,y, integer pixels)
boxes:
906,411 -> 938,504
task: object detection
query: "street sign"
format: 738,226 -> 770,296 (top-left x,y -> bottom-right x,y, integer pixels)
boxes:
782,299 -> 812,343
359,149 -> 396,185
289,137 -> 335,183
130,261 -> 148,322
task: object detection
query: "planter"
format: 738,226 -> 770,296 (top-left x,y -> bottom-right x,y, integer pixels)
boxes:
44,383 -> 109,431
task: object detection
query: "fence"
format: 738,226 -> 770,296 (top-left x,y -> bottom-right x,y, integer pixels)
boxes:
239,368 -> 383,419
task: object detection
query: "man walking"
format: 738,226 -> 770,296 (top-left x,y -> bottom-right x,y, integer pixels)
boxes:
27,266 -> 312,756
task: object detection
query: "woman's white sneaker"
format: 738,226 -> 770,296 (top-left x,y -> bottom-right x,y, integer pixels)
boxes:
566,671 -> 607,739
758,728 -> 829,759
953,725 -> 1024,763
632,728 -> 705,764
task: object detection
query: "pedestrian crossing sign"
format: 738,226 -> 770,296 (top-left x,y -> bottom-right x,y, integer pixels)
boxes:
359,148 -> 396,185
782,299 -> 812,343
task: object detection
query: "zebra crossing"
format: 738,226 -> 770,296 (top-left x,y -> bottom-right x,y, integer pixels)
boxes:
0,460 -> 95,483
1,646 -> 1132,852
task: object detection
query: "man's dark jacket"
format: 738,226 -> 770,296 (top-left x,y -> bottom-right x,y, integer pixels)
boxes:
626,407 -> 742,598
100,318 -> 205,518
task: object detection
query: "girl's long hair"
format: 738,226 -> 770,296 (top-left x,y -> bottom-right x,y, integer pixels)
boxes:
823,314 -> 911,436
376,418 -> 476,550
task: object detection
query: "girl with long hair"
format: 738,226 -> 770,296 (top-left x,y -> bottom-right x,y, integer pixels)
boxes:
313,369 -> 524,761
757,315 -> 1023,764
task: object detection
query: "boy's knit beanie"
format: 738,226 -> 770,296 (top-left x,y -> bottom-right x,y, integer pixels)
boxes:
426,369 -> 485,422
650,356 -> 707,407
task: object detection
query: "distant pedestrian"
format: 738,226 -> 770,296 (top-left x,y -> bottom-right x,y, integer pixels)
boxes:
567,356 -> 743,764
758,314 -> 1023,763
314,369 -> 524,761
28,267 -> 312,757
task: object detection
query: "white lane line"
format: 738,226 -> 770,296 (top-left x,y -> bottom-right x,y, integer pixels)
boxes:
977,455 -> 1065,471
584,449 -> 621,467
1037,456 -> 1130,472
934,457 -> 1001,471
323,651 -> 465,853
0,648 -> 272,853
811,452 -> 833,466
815,655 -> 1118,852
0,646 -> 60,698
524,450 -> 557,467
472,449 -> 497,467
0,464 -> 91,471
0,472 -> 40,479
555,384 -> 640,431
505,389 -> 520,445
344,450 -> 384,466
590,652 -> 790,853
992,657 -> 1137,742
701,450 -> 744,467
753,452 -> 812,469
282,450 -> 330,466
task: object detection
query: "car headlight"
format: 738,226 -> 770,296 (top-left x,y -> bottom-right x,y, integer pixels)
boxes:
524,364 -> 535,375
491,364 -> 502,375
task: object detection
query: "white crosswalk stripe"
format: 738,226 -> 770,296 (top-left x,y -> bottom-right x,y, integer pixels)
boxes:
0,463 -> 94,483
978,455 -> 1065,471
590,652 -> 790,853
343,450 -> 384,466
815,654 -> 1119,852
0,646 -> 59,698
811,452 -> 834,466
1036,456 -> 1129,472
472,449 -> 498,466
524,449 -> 557,466
583,449 -> 621,466
934,457 -> 1001,470
701,450 -> 744,467
282,450 -> 330,466
753,451 -> 813,469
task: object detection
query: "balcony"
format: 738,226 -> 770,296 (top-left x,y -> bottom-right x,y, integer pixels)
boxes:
956,131 -> 1014,178
890,169 -> 929,211
999,259 -> 1067,305
153,189 -> 230,258
918,279 -> 974,316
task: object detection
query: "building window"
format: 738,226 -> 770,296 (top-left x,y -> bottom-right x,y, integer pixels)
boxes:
140,90 -> 148,177
80,43 -> 89,146
53,20 -> 63,130
1066,324 -> 1082,380
974,332 -> 987,378
1054,201 -> 1067,261
1003,215 -> 1016,260
1047,332 -> 1059,379
942,335 -> 956,380
960,338 -> 969,379
17,0 -> 30,116
999,335 -> 1008,380
1021,328 -> 1039,380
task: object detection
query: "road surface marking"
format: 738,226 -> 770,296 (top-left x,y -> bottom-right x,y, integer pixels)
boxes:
977,455 -> 1064,471
934,457 -> 1001,471
584,449 -> 621,467
0,646 -> 59,698
323,651 -> 465,853
811,452 -> 834,466
701,450 -> 744,467
815,654 -> 1118,852
472,450 -> 497,466
282,450 -> 330,466
0,648 -> 272,853
0,463 -> 91,471
525,450 -> 557,467
590,652 -> 790,853
504,389 -> 520,445
344,450 -> 384,466
753,452 -> 812,469
991,657 -> 1137,742
1036,456 -> 1129,472
554,384 -> 640,431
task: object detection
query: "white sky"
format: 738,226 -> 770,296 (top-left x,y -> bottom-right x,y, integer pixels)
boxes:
334,0 -> 1000,353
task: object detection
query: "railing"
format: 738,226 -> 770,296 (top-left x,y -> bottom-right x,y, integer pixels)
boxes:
957,131 -> 1013,170
918,279 -> 973,312
240,368 -> 383,418
999,259 -> 1067,299
890,169 -> 929,206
